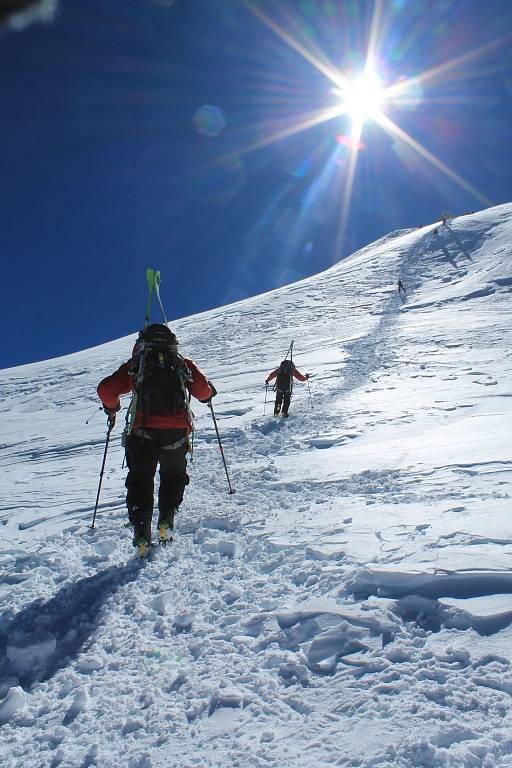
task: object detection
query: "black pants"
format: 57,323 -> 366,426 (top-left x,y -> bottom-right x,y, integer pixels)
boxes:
125,428 -> 189,529
274,389 -> 291,415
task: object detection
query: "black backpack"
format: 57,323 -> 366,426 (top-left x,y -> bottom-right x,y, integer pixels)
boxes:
275,359 -> 295,392
130,324 -> 192,418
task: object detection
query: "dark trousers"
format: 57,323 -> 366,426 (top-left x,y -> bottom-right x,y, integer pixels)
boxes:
274,389 -> 291,415
125,428 -> 189,530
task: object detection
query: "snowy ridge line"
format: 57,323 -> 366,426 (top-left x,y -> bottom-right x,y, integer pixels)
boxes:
0,221 -> 413,376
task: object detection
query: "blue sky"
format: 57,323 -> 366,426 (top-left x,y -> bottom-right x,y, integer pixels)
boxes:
2,0 -> 512,368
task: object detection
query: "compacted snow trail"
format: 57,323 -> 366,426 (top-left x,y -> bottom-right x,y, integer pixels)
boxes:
1,205 -> 512,766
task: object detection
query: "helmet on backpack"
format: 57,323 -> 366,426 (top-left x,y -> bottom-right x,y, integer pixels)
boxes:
132,324 -> 178,358
279,360 -> 294,373
139,323 -> 178,345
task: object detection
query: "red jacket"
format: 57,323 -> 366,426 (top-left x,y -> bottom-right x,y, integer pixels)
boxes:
266,366 -> 307,384
97,357 -> 211,432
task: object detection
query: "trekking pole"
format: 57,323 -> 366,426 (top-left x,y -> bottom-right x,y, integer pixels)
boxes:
190,424 -> 195,464
307,376 -> 313,409
207,401 -> 235,495
90,416 -> 115,529
264,384 -> 268,415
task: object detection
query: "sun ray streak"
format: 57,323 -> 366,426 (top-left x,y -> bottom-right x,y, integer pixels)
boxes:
384,32 -> 512,100
238,104 -> 348,156
334,122 -> 364,264
243,0 -> 348,90
376,113 -> 491,206
366,0 -> 384,72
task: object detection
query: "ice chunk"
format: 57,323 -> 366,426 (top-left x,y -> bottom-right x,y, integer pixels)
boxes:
0,686 -> 27,722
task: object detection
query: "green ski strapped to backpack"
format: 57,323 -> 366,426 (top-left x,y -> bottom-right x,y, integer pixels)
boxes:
125,270 -> 192,435
144,268 -> 167,327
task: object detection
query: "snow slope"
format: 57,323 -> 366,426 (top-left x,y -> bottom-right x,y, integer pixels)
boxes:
1,204 -> 512,767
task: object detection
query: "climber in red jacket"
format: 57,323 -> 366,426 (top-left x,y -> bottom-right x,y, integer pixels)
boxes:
265,359 -> 308,417
97,323 -> 215,550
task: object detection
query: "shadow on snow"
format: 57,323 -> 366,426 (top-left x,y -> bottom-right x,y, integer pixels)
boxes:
0,560 -> 144,691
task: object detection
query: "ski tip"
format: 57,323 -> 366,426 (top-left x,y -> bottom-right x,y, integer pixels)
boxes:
146,268 -> 156,290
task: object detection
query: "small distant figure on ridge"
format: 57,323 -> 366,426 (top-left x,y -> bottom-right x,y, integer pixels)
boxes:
265,360 -> 309,417
397,279 -> 406,296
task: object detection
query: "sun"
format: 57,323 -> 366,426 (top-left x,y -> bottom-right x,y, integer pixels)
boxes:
243,0 -> 493,262
342,71 -> 386,124
331,69 -> 387,135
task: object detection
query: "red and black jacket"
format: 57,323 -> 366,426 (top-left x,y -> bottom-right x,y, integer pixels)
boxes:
98,357 -> 212,433
266,365 -> 307,385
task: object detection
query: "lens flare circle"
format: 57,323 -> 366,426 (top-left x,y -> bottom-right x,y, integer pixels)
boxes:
193,105 -> 227,137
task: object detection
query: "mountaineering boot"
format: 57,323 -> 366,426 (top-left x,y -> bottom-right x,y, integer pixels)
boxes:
133,526 -> 151,557
158,508 -> 177,545
282,412 -> 289,418
138,540 -> 150,558
158,526 -> 172,546
130,507 -> 152,556
134,523 -> 152,556
274,405 -> 281,416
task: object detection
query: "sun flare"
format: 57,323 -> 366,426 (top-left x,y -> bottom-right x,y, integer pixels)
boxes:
341,72 -> 386,123
243,0 -> 496,261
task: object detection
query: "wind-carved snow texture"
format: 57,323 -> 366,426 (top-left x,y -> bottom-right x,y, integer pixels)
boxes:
0,204 -> 512,766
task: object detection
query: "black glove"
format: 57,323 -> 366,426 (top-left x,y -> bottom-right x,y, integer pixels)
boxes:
199,381 -> 217,404
102,403 -> 120,425
103,403 -> 120,416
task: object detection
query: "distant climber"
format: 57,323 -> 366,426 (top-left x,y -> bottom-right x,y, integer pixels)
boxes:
433,228 -> 438,235
265,360 -> 309,417
397,280 -> 406,295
